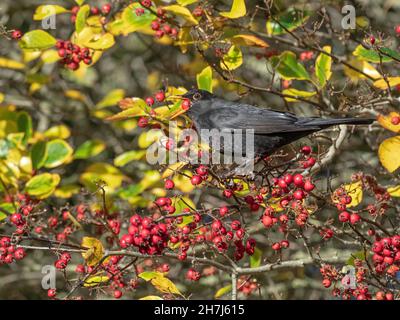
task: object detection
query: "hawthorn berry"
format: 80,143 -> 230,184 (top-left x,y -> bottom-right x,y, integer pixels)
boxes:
339,211 -> 350,222
101,3 -> 112,15
11,29 -> 23,40
349,213 -> 361,225
191,175 -> 202,185
391,116 -> 400,125
164,179 -> 174,190
181,99 -> 191,110
113,290 -> 123,299
47,289 -> 56,298
293,174 -> 304,187
271,242 -> 281,251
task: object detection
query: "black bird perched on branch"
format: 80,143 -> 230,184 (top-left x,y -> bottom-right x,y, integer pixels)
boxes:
181,89 -> 374,159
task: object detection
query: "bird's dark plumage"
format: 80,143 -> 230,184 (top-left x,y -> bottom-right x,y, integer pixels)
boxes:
182,89 -> 375,157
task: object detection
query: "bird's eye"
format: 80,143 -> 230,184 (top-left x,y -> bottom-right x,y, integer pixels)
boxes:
193,92 -> 202,100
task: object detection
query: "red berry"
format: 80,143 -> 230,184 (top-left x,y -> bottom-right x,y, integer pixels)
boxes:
101,3 -> 112,15
262,215 -> 273,228
339,211 -> 350,222
231,220 -> 241,230
47,289 -> 56,298
181,98 -> 191,110
223,189 -> 233,198
11,29 -> 23,40
271,242 -> 281,251
369,36 -> 375,44
350,213 -> 360,225
391,116 -> 400,125
155,91 -> 165,102
14,248 -> 26,260
293,189 -> 305,200
303,180 -> 315,192
219,206 -> 229,216
151,21 -> 160,31
113,289 -> 123,299
196,165 -> 207,176
191,175 -> 202,185
293,174 -> 304,187
164,179 -> 174,190
138,116 -> 149,128
145,97 -> 154,106
301,146 -> 312,155
281,240 -> 289,248
322,278 -> 331,288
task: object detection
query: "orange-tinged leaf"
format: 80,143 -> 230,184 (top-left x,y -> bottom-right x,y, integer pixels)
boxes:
230,34 -> 268,47
377,112 -> 400,133
378,136 -> 400,173
81,237 -> 105,266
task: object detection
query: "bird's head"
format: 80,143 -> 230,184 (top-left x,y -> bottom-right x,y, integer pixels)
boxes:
181,89 -> 214,102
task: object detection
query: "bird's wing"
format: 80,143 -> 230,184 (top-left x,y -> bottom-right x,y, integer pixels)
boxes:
194,100 -> 320,135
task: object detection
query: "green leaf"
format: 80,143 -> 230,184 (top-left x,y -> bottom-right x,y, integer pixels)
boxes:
33,5 -> 69,20
74,139 -> 106,159
220,0 -> 246,19
353,45 -> 400,63
16,111 -> 32,145
31,141 -> 48,169
215,285 -> 232,299
163,5 -> 198,25
282,88 -> 316,102
196,66 -> 213,93
80,162 -> 124,191
220,45 -> 243,70
114,150 -> 146,167
250,247 -> 262,267
119,3 -> 156,34
25,173 -> 60,199
75,4 -> 90,34
270,51 -> 311,80
315,46 -> 332,87
347,251 -> 366,266
139,271 -> 163,281
19,30 -> 57,51
44,139 -> 73,168
266,9 -> 310,35
0,203 -> 14,220
84,274 -> 110,287
96,89 -> 125,109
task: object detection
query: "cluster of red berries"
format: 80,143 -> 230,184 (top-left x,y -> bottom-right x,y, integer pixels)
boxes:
70,3 -> 111,23
237,277 -> 258,295
371,235 -> 400,276
56,40 -> 92,70
299,51 -> 314,61
54,252 -> 72,270
186,268 -> 201,281
154,196 -> 176,214
119,214 -> 169,255
150,8 -> 179,39
190,165 -> 208,186
0,237 -> 26,264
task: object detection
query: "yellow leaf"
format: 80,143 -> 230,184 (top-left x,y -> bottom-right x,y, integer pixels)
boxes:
220,0 -> 246,19
344,58 -> 381,82
378,136 -> 400,173
84,274 -> 110,287
44,125 -> 71,139
230,34 -> 268,47
81,237 -> 105,266
0,57 -> 25,70
220,45 -> 243,70
282,88 -> 316,102
80,162 -> 125,192
373,77 -> 400,90
162,162 -> 186,179
65,90 -> 86,102
139,295 -> 164,300
377,112 -> 400,133
33,5 -> 69,20
387,185 -> 400,197
54,184 -> 81,198
315,46 -> 332,87
343,181 -> 363,207
215,285 -> 232,298
0,93 -> 4,104
163,5 -> 198,25
139,271 -> 183,296
41,49 -> 60,64
96,89 -> 125,109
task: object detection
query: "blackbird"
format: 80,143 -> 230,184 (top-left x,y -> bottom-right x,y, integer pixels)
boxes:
181,89 -> 374,159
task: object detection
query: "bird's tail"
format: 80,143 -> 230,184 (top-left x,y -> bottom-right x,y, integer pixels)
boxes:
300,117 -> 375,128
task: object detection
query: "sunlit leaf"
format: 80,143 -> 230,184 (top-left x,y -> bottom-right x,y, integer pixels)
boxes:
33,5 -> 69,20
250,247 -> 262,267
75,5 -> 91,34
81,237 -> 105,266
387,185 -> 400,197
25,173 -> 60,199
373,77 -> 400,90
0,57 -> 25,70
215,285 -> 232,299
44,125 -> 71,139
43,139 -> 73,168
80,162 -> 125,191
343,181 -> 363,208
220,0 -> 246,19
114,150 -> 146,167
315,46 -> 332,87
282,88 -> 316,102
162,162 -> 186,179
163,5 -> 198,25
74,139 -> 106,159
378,136 -> 400,173
139,295 -> 164,300
270,51 -> 310,80
96,89 -> 125,109
353,45 -> 400,63
84,274 -> 110,287
196,66 -> 213,93
377,112 -> 400,133
139,272 -> 183,296
220,45 -> 243,70
230,34 -> 268,48
54,184 -> 81,198
343,58 -> 381,82
19,30 -> 57,51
